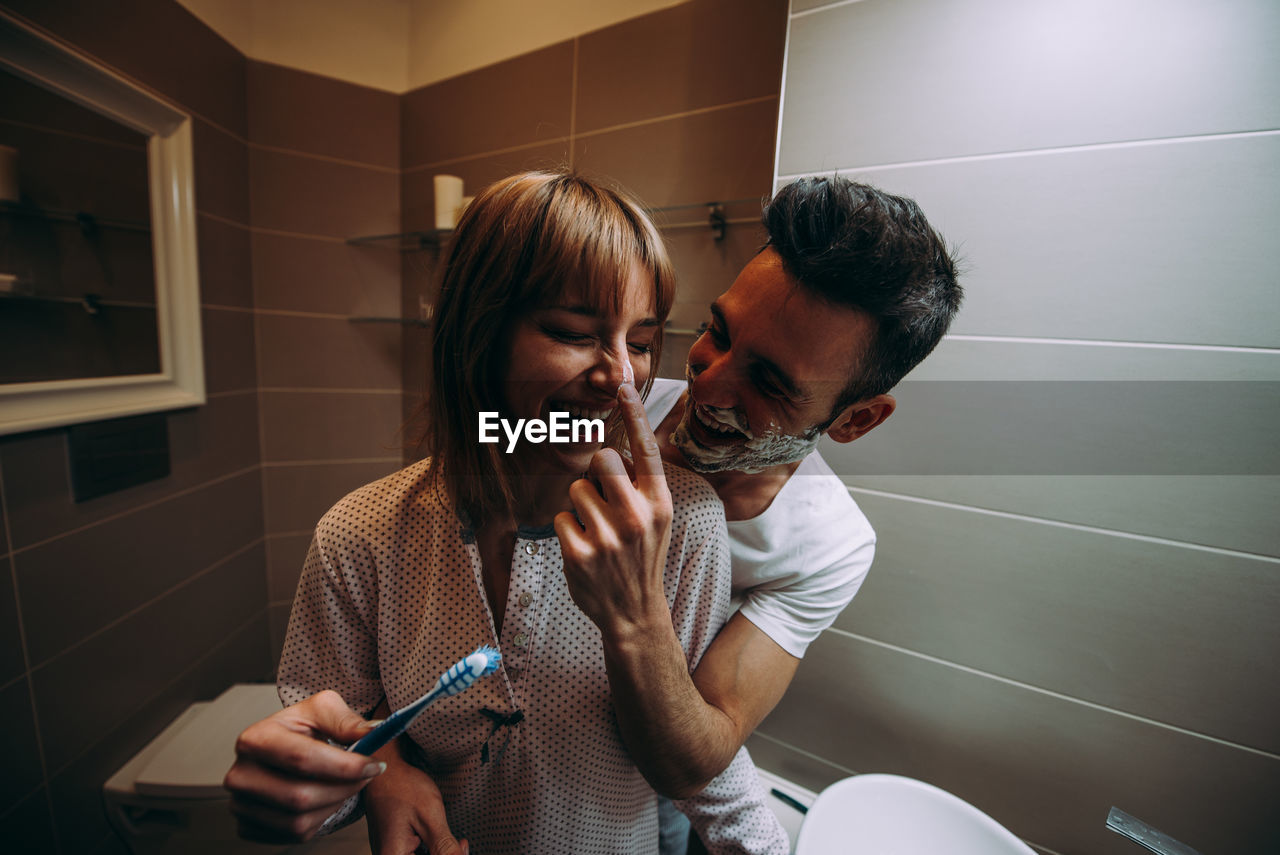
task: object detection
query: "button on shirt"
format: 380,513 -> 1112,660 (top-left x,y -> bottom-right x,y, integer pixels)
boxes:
278,459 -> 787,854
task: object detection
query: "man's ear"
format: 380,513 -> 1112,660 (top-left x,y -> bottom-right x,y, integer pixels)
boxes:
825,394 -> 896,444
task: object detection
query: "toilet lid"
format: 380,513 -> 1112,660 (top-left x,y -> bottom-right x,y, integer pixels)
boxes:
134,684 -> 284,799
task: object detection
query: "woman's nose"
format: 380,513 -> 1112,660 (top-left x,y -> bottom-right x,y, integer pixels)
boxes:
590,345 -> 630,391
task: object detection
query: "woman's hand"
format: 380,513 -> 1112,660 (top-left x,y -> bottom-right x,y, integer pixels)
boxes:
365,744 -> 468,855
556,380 -> 674,643
223,690 -> 385,843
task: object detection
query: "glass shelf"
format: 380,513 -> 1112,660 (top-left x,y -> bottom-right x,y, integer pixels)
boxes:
345,229 -> 451,251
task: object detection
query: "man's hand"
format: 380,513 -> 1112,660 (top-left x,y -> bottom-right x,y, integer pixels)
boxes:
365,744 -> 468,855
556,381 -> 674,641
224,690 -> 385,843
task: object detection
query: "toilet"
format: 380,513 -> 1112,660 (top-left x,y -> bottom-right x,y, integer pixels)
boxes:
103,684 -> 370,855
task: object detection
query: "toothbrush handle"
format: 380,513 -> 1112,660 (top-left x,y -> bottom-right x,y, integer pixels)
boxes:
347,694 -> 436,755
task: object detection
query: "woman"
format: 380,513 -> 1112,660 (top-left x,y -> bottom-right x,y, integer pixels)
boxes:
226,171 -> 783,854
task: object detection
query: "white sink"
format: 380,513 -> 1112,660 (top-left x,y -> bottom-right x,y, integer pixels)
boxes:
794,774 -> 1035,854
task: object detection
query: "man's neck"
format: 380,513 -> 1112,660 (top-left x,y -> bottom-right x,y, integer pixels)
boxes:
654,394 -> 803,522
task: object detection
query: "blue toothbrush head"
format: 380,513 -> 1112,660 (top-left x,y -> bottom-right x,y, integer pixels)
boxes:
438,645 -> 503,697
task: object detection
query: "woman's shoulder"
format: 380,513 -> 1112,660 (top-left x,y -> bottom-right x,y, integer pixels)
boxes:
315,458 -> 440,540
662,461 -> 725,531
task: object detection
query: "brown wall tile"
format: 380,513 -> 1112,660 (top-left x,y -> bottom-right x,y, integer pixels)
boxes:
0,678 -> 43,812
17,470 -> 263,665
252,232 -> 400,316
201,310 -> 258,394
575,0 -> 787,134
262,461 -> 399,536
248,61 -> 399,167
267,532 -> 313,602
1,0 -> 248,138
257,314 -> 400,390
260,390 -> 404,463
197,215 -> 252,308
400,142 -> 571,231
574,98 -> 779,209
2,393 -> 260,550
249,147 -> 398,239
193,118 -> 250,225
32,540 -> 265,773
401,42 -> 574,168
0,558 -> 24,684
0,787 -> 58,853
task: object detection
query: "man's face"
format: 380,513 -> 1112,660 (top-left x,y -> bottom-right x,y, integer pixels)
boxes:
671,248 -> 876,474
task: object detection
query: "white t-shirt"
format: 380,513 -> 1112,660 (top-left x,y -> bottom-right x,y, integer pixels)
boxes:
645,378 -> 875,658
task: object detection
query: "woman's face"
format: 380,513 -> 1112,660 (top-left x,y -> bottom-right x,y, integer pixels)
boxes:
502,262 -> 660,475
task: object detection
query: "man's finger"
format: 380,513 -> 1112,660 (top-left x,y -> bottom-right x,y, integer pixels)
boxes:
616,382 -> 665,490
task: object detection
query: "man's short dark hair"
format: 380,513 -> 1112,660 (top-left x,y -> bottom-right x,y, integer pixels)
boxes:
763,176 -> 962,410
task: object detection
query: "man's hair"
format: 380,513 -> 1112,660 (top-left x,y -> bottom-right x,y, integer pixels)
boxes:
763,176 -> 962,412
426,170 -> 675,521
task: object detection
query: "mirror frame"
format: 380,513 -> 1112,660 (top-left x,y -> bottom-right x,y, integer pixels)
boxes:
0,11 -> 203,436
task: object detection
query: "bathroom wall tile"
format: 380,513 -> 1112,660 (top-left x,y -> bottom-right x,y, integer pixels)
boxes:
0,492 -> 8,555
817,380 -> 1276,477
758,632 -> 1280,855
0,70 -> 144,146
832,491 -> 1280,753
33,541 -> 265,773
0,786 -> 57,854
267,532 -> 313,603
201,309 -> 258,395
262,461 -> 400,536
573,98 -> 778,209
2,392 -> 261,551
846,474 -> 1280,560
0,558 -> 24,684
248,60 -> 399,168
401,42 -> 574,168
662,216 -> 766,321
259,390 -> 404,463
257,313 -> 401,391
779,0 -> 1280,173
193,118 -> 250,225
17,470 -> 263,665
842,134 -> 1280,348
2,0 -> 248,138
45,611 -> 270,853
575,0 -> 786,134
251,231 -> 400,317
790,0 -> 842,12
0,678 -> 43,814
196,215 -> 252,308
249,148 -> 399,240
399,141 -> 571,232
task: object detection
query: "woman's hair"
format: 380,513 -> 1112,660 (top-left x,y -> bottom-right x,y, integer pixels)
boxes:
425,170 -> 675,522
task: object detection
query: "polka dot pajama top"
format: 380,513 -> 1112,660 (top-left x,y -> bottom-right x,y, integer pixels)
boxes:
278,458 -> 787,854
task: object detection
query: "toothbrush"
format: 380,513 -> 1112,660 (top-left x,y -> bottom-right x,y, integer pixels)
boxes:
348,645 -> 502,756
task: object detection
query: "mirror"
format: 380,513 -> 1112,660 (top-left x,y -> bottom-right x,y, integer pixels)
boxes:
0,10 -> 203,435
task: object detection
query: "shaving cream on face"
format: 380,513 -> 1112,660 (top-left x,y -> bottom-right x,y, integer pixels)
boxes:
671,368 -> 821,474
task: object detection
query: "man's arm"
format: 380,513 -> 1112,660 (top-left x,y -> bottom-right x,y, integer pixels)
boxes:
558,381 -> 798,797
604,609 -> 799,797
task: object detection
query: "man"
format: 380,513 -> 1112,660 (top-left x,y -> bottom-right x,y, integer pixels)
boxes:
556,175 -> 961,851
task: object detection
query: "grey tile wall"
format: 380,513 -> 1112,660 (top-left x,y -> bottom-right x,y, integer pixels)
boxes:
766,0 -> 1280,852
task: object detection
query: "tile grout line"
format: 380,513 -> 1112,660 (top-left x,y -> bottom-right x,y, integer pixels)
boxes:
790,0 -> 874,20
828,627 -> 1280,762
777,128 -> 1280,180
844,485 -> 1280,564
258,386 -> 401,395
247,140 -> 399,173
9,465 -> 261,557
28,537 -> 267,674
0,459 -> 59,849
260,457 -> 401,469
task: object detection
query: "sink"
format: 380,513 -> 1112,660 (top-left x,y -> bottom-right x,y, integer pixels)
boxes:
794,774 -> 1035,854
